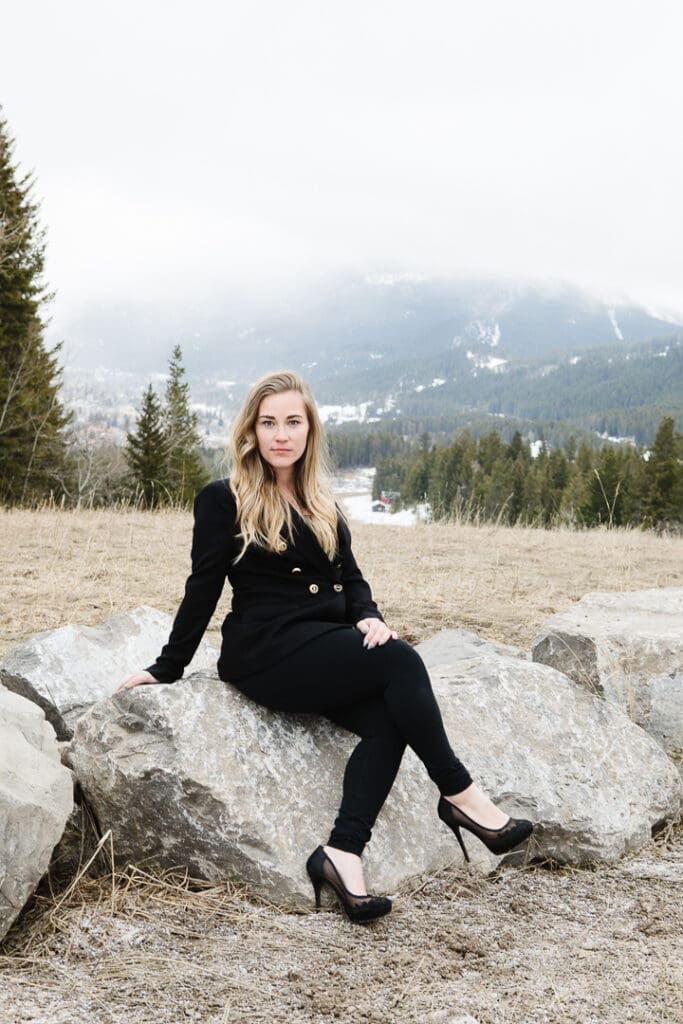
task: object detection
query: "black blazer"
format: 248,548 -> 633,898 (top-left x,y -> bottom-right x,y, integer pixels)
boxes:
146,479 -> 384,683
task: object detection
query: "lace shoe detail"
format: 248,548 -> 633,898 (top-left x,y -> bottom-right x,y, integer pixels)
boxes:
305,846 -> 392,923
438,797 -> 533,861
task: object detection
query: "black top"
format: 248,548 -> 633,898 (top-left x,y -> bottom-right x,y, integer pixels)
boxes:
145,479 -> 384,684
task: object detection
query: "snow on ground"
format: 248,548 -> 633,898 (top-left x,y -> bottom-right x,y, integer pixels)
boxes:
341,493 -> 420,526
318,402 -> 371,425
332,468 -> 425,526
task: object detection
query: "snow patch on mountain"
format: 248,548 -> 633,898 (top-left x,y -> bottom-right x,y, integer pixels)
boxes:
453,318 -> 501,349
466,351 -> 508,372
608,308 -> 624,341
414,378 -> 445,393
319,402 -> 372,425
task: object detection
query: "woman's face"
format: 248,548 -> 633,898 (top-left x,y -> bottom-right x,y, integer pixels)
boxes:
255,390 -> 310,477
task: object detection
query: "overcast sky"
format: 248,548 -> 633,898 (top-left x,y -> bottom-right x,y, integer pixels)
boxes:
3,0 -> 683,331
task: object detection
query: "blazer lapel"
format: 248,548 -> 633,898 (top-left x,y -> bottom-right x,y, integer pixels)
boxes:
290,510 -> 336,578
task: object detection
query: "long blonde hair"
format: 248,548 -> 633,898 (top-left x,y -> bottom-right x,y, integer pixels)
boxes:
229,370 -> 339,561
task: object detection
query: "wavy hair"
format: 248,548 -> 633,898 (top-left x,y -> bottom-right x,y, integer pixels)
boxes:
228,370 -> 340,561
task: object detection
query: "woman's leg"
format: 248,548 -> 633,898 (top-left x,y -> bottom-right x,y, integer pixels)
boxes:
236,628 -> 473,856
325,697 -> 407,856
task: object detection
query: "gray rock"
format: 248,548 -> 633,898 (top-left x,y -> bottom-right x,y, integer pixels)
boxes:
428,655 -> 680,865
0,685 -> 74,941
532,588 -> 683,748
68,632 -> 681,906
645,674 -> 683,761
417,628 -> 528,667
0,605 -> 219,740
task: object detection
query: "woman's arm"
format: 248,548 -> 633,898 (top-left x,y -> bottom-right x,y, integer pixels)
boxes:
118,480 -> 237,689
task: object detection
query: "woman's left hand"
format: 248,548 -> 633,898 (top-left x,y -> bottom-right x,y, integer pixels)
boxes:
355,618 -> 398,649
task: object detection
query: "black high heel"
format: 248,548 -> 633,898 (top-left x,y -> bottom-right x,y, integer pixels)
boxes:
305,846 -> 392,924
438,796 -> 533,862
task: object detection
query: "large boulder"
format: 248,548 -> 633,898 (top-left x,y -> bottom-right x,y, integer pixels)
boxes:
0,685 -> 74,941
68,632 -> 681,906
0,606 -> 218,741
532,588 -> 683,756
417,628 -> 528,666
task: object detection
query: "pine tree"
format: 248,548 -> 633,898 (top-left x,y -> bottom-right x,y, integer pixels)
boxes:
163,344 -> 209,504
125,385 -> 170,507
581,446 -> 626,527
0,110 -> 72,504
643,416 -> 683,527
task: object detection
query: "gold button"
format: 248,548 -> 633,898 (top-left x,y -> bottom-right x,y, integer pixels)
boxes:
333,583 -> 343,592
309,583 -> 319,594
292,567 -> 302,573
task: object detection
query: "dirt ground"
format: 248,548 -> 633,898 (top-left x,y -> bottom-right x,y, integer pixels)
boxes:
1,508 -> 682,1024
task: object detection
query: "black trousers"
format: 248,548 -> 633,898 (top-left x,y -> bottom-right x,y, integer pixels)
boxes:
233,626 -> 473,856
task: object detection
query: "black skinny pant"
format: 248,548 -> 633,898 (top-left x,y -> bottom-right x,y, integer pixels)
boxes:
234,627 -> 473,856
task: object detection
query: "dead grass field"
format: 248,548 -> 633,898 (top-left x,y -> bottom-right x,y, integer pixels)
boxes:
1,508 -> 682,1024
2,506 -> 682,658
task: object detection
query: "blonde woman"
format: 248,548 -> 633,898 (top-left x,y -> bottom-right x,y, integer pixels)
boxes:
118,370 -> 533,923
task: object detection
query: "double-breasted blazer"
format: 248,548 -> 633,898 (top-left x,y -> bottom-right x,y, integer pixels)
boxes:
145,479 -> 384,684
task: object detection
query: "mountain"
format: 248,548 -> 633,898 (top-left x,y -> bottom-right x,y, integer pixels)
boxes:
57,274 -> 683,447
59,274 -> 679,377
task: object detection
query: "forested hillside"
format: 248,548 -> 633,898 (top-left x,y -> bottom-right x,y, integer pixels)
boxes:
370,415 -> 682,529
324,335 -> 682,446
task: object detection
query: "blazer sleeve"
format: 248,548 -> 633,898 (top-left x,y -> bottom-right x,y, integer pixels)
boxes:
145,480 -> 237,683
337,515 -> 385,626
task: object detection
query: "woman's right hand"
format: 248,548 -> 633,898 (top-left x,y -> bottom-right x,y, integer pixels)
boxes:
115,670 -> 160,693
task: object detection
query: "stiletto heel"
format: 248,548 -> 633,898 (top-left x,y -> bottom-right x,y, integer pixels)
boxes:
305,846 -> 391,924
438,796 -> 533,859
451,823 -> 470,864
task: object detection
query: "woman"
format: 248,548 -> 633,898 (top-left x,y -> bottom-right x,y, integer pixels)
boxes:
117,370 -> 533,923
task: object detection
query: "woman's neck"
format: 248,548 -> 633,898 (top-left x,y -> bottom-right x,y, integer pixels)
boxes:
276,479 -> 310,516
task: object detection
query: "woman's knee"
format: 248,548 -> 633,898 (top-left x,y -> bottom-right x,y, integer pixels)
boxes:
379,639 -> 430,684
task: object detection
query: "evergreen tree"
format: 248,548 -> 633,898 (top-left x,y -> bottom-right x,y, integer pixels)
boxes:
0,110 -> 71,504
581,446 -> 626,526
643,416 -> 683,527
163,344 -> 209,504
508,456 -> 527,524
125,385 -> 169,507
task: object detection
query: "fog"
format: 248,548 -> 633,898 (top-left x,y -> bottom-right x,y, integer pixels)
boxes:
2,0 -> 683,337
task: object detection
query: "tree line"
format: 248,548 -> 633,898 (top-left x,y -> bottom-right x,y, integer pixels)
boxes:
373,418 -> 683,529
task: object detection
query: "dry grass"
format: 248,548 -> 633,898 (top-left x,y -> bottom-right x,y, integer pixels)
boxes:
1,833 -> 682,1024
1,508 -> 682,1023
2,506 -> 681,659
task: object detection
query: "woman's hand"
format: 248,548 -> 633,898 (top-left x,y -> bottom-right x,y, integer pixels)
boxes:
355,619 -> 398,649
115,670 -> 160,693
